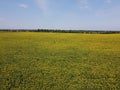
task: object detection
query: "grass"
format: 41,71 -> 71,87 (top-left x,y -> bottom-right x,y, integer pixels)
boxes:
0,32 -> 120,90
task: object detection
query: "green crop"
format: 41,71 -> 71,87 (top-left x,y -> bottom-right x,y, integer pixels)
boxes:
0,32 -> 120,90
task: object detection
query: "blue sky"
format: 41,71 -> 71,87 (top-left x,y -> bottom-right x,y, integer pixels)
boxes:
0,0 -> 120,30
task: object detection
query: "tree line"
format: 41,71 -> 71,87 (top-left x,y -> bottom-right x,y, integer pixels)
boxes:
0,29 -> 120,34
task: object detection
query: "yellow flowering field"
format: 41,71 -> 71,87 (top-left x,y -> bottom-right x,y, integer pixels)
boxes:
0,32 -> 120,89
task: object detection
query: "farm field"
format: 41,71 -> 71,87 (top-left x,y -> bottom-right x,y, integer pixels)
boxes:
0,32 -> 120,90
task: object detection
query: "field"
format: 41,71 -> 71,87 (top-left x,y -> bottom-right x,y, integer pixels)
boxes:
0,32 -> 120,90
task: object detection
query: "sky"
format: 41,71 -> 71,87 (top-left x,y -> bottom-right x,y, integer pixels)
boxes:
0,0 -> 120,30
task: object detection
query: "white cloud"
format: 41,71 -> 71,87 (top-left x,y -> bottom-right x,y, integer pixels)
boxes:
0,17 -> 6,22
0,17 -> 5,21
95,10 -> 108,16
78,0 -> 89,9
105,0 -> 112,3
19,4 -> 28,8
36,0 -> 49,14
0,17 -> 11,29
95,6 -> 120,25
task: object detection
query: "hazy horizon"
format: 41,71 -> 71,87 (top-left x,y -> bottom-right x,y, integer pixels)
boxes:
0,0 -> 120,30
